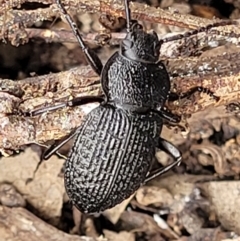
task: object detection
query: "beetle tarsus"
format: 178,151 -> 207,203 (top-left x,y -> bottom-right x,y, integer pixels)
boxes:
43,131 -> 78,160
144,137 -> 182,183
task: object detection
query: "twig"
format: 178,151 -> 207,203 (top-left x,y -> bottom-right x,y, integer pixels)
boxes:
1,0 -> 240,46
1,0 -> 240,154
0,67 -> 101,154
0,52 -> 239,153
25,28 -> 125,45
0,205 -> 107,241
24,27 -> 240,58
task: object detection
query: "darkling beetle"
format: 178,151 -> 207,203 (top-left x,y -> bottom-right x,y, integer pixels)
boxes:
21,0 -> 228,213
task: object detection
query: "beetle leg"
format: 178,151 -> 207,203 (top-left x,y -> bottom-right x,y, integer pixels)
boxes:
151,107 -> 181,123
144,137 -> 182,183
169,86 -> 220,102
26,130 -> 77,183
42,130 -> 78,160
56,0 -> 103,76
18,95 -> 104,117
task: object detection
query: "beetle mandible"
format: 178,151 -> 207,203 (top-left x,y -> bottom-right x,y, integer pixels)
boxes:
23,0 -> 223,213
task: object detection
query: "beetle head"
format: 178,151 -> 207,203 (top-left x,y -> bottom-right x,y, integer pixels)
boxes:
120,22 -> 161,63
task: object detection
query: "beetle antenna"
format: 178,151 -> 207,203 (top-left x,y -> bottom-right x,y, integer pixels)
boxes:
56,0 -> 103,76
124,0 -> 131,32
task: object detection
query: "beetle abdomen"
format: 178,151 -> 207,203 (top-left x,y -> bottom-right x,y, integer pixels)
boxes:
64,105 -> 161,213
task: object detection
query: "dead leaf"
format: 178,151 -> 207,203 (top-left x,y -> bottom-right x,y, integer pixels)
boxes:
135,186 -> 173,207
103,194 -> 134,224
118,211 -> 176,239
0,183 -> 26,207
200,181 -> 240,234
103,230 -> 135,241
0,146 -> 65,222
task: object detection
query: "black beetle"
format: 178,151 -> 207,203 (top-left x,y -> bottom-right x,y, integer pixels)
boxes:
22,0 -> 224,213
55,0 -> 182,213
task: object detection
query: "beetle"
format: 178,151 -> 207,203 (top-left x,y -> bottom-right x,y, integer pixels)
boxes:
22,0 -> 224,213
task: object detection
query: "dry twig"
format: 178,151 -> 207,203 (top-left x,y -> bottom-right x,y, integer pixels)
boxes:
0,0 -> 240,154
0,206 -> 106,241
1,0 -> 240,46
0,50 -> 240,153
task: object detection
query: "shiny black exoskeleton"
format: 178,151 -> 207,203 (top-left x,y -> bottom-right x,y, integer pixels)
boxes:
24,0 -> 223,213
60,0 -> 183,213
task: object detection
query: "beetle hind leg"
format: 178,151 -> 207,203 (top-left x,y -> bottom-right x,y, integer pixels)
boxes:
144,137 -> 182,183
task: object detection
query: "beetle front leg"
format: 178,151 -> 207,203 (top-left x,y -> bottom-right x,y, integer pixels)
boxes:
144,137 -> 182,183
169,86 -> 220,102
